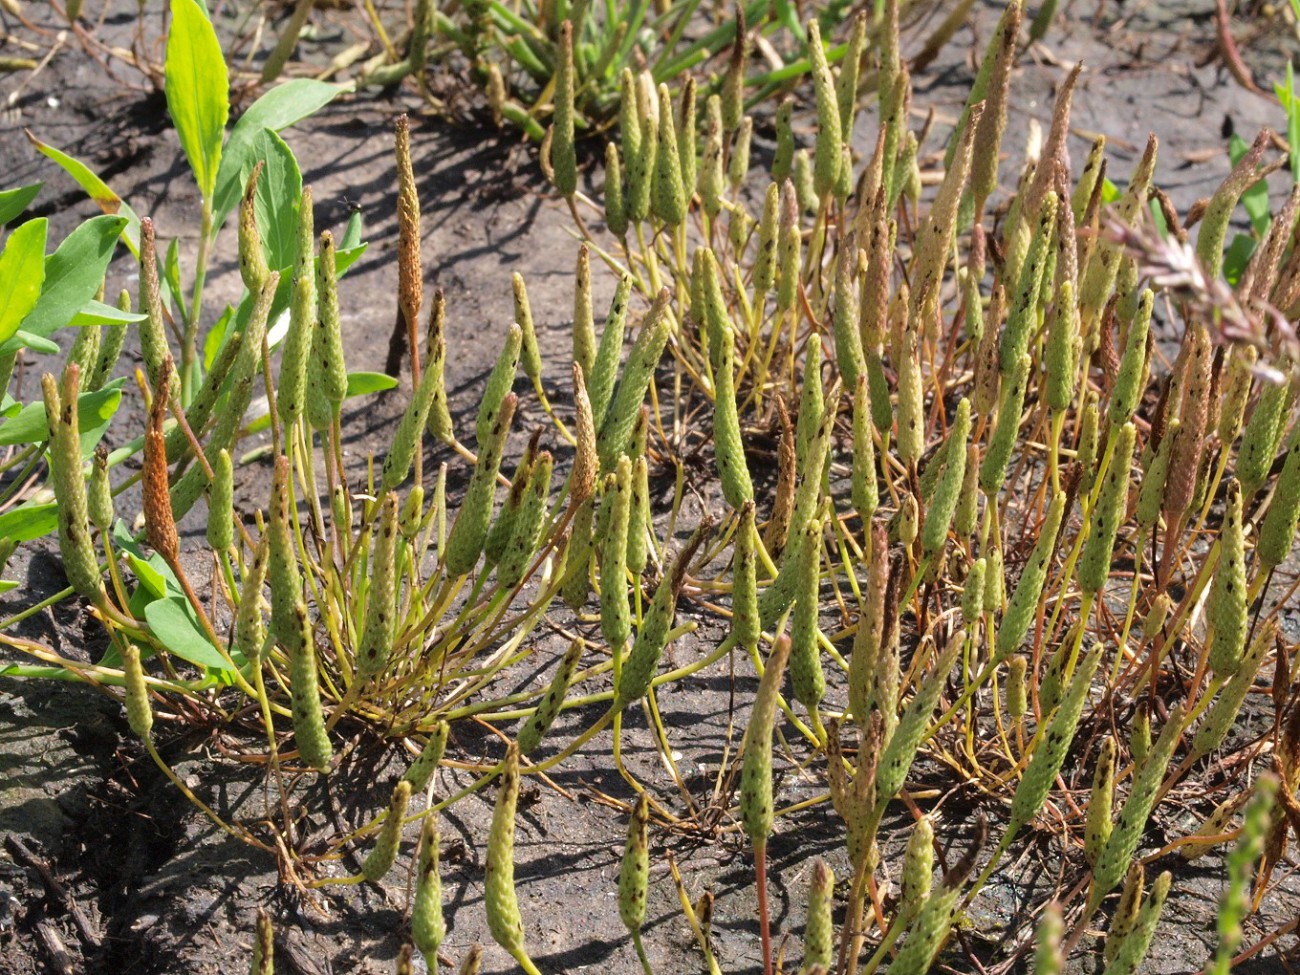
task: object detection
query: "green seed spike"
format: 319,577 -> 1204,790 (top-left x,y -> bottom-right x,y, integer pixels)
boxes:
268,455 -> 303,649
962,557 -> 986,628
848,522 -> 889,725
382,310 -> 443,492
900,815 -> 934,917
772,97 -> 795,181
877,630 -> 965,800
1079,135 -> 1158,342
498,451 -> 552,590
1209,776 -> 1277,975
487,445 -> 535,567
89,289 -> 131,392
561,496 -> 595,609
63,318 -> 99,389
1045,279 -> 1080,414
1259,423 -> 1300,569
422,288 -> 454,446
851,376 -> 879,522
701,247 -> 732,366
1197,130 -> 1270,280
1109,290 -> 1154,425
721,3 -> 747,132
589,275 -> 632,429
806,20 -> 842,199
251,909 -> 273,975
967,1 -> 1021,214
1105,863 -> 1145,966
413,814 -> 445,969
859,193 -> 893,350
979,353 -> 1031,496
551,21 -> 577,198
753,181 -> 780,299
730,117 -> 753,191
457,946 -> 483,975
896,306 -> 924,467
1079,422 -> 1136,596
910,101 -> 982,332
445,392 -> 517,577
88,445 -> 113,533
740,635 -> 792,847
518,639 -> 583,757
1072,136 -> 1106,222
357,493 -> 400,681
1218,346 -> 1257,447
306,230 -> 348,430
1031,904 -> 1064,975
485,745 -> 541,975
714,324 -> 753,509
890,819 -> 985,975
677,77 -> 697,198
803,858 -> 834,972
921,399 -> 971,556
604,144 -> 628,238
279,188 -> 316,428
289,601 -> 332,773
732,501 -> 760,650
1136,419 -> 1178,531
996,492 -> 1067,660
616,521 -> 710,708
1238,371 -> 1292,499
626,84 -> 656,226
1006,655 -> 1028,718
1193,618 -> 1277,758
597,289 -> 671,473
362,780 -> 411,882
1085,736 -> 1117,868
403,721 -> 450,792
618,794 -> 650,935
477,324 -> 522,446
651,83 -> 687,226
619,69 -> 642,170
835,12 -> 867,139
600,460 -> 633,651
137,221 -> 180,406
207,448 -> 234,553
1010,644 -> 1104,833
1164,325 -> 1213,523
1000,192 -> 1059,373
234,539 -> 269,664
239,162 -> 271,293
954,444 -> 980,539
790,519 -> 826,715
511,273 -> 544,392
42,371 -> 103,602
776,180 -> 801,313
971,285 -> 1003,417
1092,703 -> 1187,906
627,413 -> 651,575
1208,479 -> 1248,674
832,237 -> 865,390
121,643 -> 153,740
699,95 -> 724,219
1104,870 -> 1171,975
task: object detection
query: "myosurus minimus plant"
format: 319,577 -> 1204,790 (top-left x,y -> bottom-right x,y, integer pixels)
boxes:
4,0 -> 1300,972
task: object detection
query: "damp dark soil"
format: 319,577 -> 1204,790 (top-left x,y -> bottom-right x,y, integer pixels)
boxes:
1,1 -> 1300,973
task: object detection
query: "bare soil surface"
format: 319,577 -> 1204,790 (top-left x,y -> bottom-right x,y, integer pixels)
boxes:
1,1 -> 1299,973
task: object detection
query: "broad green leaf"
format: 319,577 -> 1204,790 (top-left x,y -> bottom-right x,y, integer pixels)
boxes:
340,208 -> 364,250
0,331 -> 62,357
0,502 -> 58,542
1101,178 -> 1121,205
0,379 -> 125,454
211,79 -> 339,231
144,596 -> 231,672
24,131 -> 142,255
248,128 -> 302,273
0,581 -> 18,593
0,182 -> 42,226
163,237 -> 183,314
345,371 -> 399,397
166,0 -> 229,200
23,215 -> 128,339
0,218 -> 48,345
1223,233 -> 1257,287
1230,133 -> 1271,235
203,304 -> 235,370
1276,62 -> 1300,184
125,551 -> 170,600
68,299 -> 147,328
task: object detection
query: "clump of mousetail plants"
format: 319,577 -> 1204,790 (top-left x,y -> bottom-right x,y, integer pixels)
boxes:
6,0 -> 1300,973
